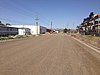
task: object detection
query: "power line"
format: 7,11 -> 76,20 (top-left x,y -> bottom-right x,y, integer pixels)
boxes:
0,6 -> 35,24
0,17 -> 32,24
0,1 -> 36,24
0,5 -> 33,19
0,0 -> 51,26
1,1 -> 37,17
8,0 -> 51,25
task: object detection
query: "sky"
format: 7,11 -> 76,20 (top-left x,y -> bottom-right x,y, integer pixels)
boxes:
0,0 -> 100,29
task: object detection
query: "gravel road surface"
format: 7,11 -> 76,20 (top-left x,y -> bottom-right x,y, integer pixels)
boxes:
0,34 -> 100,75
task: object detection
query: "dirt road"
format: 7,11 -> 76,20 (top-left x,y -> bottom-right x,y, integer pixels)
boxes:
0,34 -> 100,75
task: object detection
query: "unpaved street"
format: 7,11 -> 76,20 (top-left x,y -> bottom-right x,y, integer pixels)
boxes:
0,34 -> 100,75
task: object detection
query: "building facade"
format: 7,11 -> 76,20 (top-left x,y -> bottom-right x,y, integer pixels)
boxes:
78,13 -> 100,36
18,28 -> 31,35
10,25 -> 47,35
0,26 -> 18,36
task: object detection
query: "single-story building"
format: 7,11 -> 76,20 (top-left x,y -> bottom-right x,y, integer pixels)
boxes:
18,28 -> 31,35
10,25 -> 47,35
0,26 -> 18,36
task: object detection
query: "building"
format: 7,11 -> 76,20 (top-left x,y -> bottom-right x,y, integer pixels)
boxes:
10,25 -> 47,35
40,26 -> 47,34
78,12 -> 100,36
93,14 -> 100,35
18,28 -> 31,35
0,26 -> 18,36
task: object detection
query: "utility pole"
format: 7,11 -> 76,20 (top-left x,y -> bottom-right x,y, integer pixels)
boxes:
51,21 -> 52,30
35,16 -> 39,35
67,24 -> 68,29
73,24 -> 74,29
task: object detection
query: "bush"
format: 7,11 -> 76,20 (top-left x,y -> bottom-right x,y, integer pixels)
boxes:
63,28 -> 68,33
0,37 -> 8,40
15,35 -> 26,38
8,36 -> 14,39
15,35 -> 32,39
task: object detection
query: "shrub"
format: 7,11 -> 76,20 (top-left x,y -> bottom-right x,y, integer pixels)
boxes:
0,37 -> 8,40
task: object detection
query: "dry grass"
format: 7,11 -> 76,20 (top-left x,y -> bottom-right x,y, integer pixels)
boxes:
72,33 -> 100,48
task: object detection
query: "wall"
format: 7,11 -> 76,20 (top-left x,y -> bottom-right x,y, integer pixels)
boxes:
40,26 -> 47,34
0,26 -> 18,36
18,29 -> 25,35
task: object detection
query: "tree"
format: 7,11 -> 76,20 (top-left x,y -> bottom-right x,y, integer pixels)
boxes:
6,23 -> 11,26
0,21 -> 5,26
83,18 -> 86,22
89,12 -> 94,19
0,21 -> 2,24
63,28 -> 68,33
